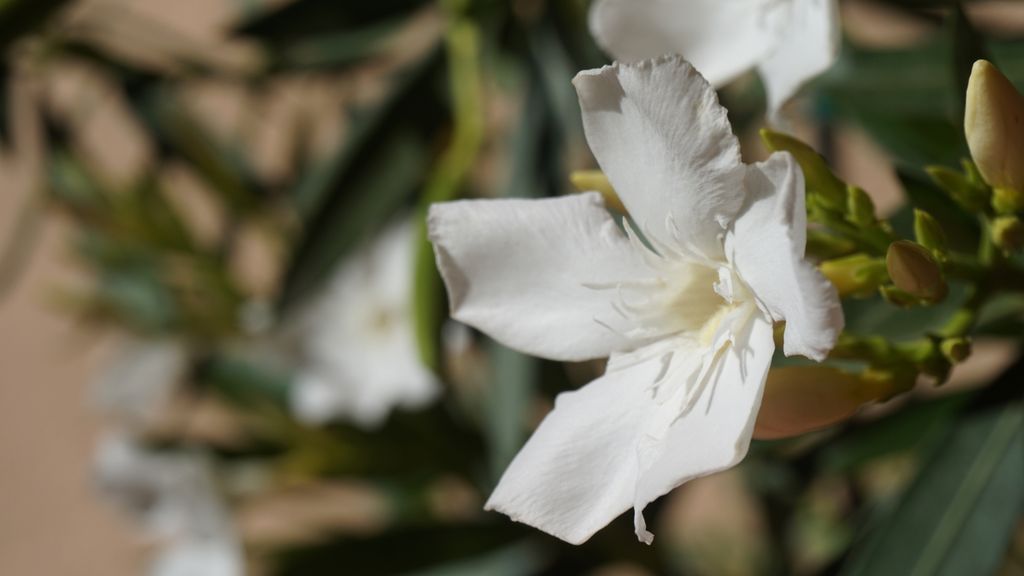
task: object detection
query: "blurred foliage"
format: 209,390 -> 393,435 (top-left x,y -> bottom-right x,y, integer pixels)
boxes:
0,0 -> 1021,575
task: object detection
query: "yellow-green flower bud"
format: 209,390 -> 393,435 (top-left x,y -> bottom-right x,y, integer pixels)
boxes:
846,186 -> 876,227
807,231 -> 857,260
760,129 -> 846,212
991,215 -> 1024,252
819,254 -> 888,298
940,337 -> 972,364
913,209 -> 947,253
570,170 -> 625,213
753,366 -> 889,440
886,240 -> 948,304
925,165 -> 989,213
965,60 -> 1024,211
879,285 -> 919,308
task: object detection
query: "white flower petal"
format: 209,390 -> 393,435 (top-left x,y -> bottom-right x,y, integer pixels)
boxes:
574,56 -> 745,261
485,311 -> 775,545
428,192 -> 654,362
151,539 -> 243,576
757,0 -> 841,122
729,152 -> 843,361
631,311 -> 774,543
589,0 -> 783,87
93,340 -> 188,430
483,347 -> 667,545
96,434 -> 242,576
296,218 -> 439,427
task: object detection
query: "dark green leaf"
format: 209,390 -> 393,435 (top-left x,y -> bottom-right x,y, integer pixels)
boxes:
892,169 -> 980,253
291,45 -> 440,220
276,524 -> 528,576
820,393 -> 969,473
484,341 -> 537,481
403,541 -> 548,576
280,125 -> 430,307
233,0 -> 427,45
840,282 -> 969,341
840,399 -> 1023,576
272,20 -> 401,71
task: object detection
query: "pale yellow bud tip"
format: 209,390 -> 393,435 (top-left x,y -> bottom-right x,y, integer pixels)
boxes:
569,170 -> 626,213
965,59 -> 1024,205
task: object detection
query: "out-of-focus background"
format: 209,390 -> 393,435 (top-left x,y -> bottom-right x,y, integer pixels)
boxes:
1,1 -> 1023,575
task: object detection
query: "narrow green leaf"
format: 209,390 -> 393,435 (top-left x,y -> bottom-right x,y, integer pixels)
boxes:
485,341 -> 537,480
233,0 -> 426,44
404,541 -> 548,576
292,44 -> 439,220
281,126 -> 429,307
274,20 -> 401,71
841,400 -> 1023,576
412,19 -> 484,370
892,170 -> 980,253
277,524 -> 527,576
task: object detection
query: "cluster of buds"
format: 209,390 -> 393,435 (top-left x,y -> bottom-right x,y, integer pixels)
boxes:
561,61 -> 1024,439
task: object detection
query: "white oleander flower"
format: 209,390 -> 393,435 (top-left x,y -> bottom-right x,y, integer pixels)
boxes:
428,55 -> 843,544
93,340 -> 188,431
589,0 -> 841,121
290,218 -> 440,428
95,434 -> 242,576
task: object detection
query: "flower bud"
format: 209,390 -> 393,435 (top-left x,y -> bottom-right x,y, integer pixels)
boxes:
940,337 -> 972,364
846,186 -> 876,227
760,129 -> 846,212
570,170 -> 625,213
965,60 -> 1024,210
819,254 -> 888,298
886,240 -> 948,304
992,215 -> 1024,252
753,366 -> 888,440
913,209 -> 947,253
925,165 -> 989,213
879,285 -> 918,308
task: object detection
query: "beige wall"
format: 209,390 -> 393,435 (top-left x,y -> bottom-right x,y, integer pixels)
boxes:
0,208 -> 141,575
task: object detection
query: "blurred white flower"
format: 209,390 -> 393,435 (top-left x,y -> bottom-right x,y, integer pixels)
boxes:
428,56 -> 842,544
588,0 -> 840,121
95,433 -> 242,576
290,218 -> 439,428
93,340 -> 188,431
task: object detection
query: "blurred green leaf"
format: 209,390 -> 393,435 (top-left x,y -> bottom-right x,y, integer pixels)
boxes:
404,541 -> 548,576
271,19 -> 402,71
46,150 -> 109,212
282,125 -> 430,308
277,524 -> 528,576
891,169 -> 980,253
412,19 -> 484,370
975,292 -> 1024,335
149,92 -> 263,212
94,267 -> 178,332
841,398 -> 1022,576
292,45 -> 440,220
200,353 -> 292,406
820,393 -> 969,473
233,0 -> 427,46
485,341 -> 537,481
841,283 -> 968,341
